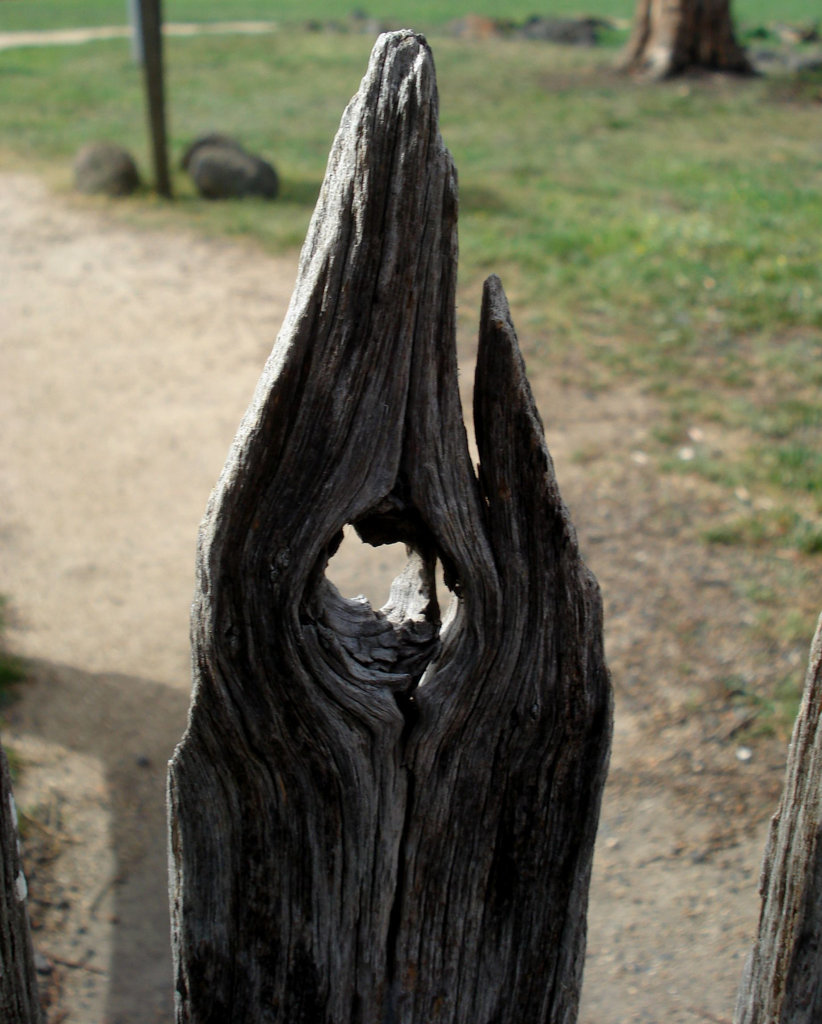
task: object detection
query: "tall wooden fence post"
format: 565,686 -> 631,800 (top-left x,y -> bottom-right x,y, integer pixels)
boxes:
138,0 -> 171,198
0,747 -> 41,1024
168,31 -> 612,1023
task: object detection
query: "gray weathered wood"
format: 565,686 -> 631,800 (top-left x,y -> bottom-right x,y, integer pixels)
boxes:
169,30 -> 612,1024
0,746 -> 41,1024
735,613 -> 822,1024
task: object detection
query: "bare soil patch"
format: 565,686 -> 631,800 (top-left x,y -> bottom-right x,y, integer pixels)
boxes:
0,172 -> 798,1023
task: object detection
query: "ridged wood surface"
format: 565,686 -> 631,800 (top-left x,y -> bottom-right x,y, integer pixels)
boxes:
736,614 -> 822,1024
169,30 -> 612,1024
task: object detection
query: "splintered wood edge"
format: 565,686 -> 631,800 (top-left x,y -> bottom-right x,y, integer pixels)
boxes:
735,612 -> 822,1024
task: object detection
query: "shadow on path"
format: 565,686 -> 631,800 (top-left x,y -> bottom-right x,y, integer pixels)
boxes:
8,659 -> 190,1023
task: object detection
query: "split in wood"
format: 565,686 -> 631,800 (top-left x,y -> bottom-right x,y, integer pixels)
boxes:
170,30 -> 611,1024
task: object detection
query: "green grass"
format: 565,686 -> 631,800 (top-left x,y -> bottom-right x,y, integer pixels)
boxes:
0,598 -> 24,709
1,21 -> 821,733
0,32 -> 820,532
2,0 -> 629,31
718,573 -> 821,740
721,670 -> 808,740
0,0 -> 817,31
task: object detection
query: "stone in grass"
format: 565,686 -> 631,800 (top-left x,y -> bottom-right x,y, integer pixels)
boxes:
520,16 -> 607,46
180,132 -> 245,171
73,142 -> 141,197
182,133 -> 279,200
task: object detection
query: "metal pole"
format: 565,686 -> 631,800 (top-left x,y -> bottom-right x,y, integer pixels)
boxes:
128,0 -> 144,63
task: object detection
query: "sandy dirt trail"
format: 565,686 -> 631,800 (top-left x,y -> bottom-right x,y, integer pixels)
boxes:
1,172 -> 298,1021
0,173 -> 409,1022
0,21 -> 280,52
1,173 -> 782,1024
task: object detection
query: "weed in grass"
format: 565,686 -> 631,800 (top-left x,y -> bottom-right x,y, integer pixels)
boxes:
0,597 -> 25,778
793,521 -> 822,556
766,66 -> 822,105
757,441 -> 822,496
0,597 -> 24,709
570,443 -> 605,466
4,746 -> 23,783
0,651 -> 24,704
703,505 -> 822,555
723,671 -> 803,740
781,607 -> 818,647
742,581 -> 777,605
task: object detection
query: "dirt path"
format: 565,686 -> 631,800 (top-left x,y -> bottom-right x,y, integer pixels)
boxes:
0,22 -> 279,52
0,173 -> 789,1023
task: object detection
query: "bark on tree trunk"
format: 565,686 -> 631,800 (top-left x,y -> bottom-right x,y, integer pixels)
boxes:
169,30 -> 612,1024
0,746 -> 41,1024
735,613 -> 822,1024
622,0 -> 753,79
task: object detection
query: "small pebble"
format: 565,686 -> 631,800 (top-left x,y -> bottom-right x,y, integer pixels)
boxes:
736,746 -> 753,763
33,951 -> 52,975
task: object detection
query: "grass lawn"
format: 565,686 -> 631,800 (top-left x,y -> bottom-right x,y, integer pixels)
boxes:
0,597 -> 24,711
1,20 -> 821,724
0,0 -> 817,31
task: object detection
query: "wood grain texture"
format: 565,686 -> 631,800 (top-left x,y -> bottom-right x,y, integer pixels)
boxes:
735,614 -> 822,1024
0,747 -> 41,1024
169,30 -> 611,1024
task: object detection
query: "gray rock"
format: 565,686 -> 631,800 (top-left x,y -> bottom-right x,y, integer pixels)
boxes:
180,132 -> 246,171
446,14 -> 610,46
751,48 -> 785,67
447,15 -> 504,41
73,143 -> 140,197
791,53 -> 822,73
33,951 -> 52,976
750,46 -> 822,73
519,17 -> 606,46
774,21 -> 820,45
182,135 -> 279,200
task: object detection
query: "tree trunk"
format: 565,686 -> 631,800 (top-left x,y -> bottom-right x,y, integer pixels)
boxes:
735,613 -> 822,1024
0,746 -> 42,1024
169,29 -> 612,1024
622,0 -> 753,79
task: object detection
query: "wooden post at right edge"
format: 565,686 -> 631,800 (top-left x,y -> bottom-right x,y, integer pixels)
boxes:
736,613 -> 822,1024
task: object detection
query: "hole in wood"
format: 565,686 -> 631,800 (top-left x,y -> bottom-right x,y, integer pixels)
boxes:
435,558 -> 458,626
326,525 -> 411,610
325,526 -> 457,623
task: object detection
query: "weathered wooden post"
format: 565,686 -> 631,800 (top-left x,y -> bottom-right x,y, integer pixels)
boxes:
0,748 -> 41,1024
735,613 -> 822,1024
169,31 -> 612,1023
